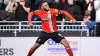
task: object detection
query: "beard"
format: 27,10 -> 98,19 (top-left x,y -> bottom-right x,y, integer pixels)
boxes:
43,8 -> 50,12
20,0 -> 24,2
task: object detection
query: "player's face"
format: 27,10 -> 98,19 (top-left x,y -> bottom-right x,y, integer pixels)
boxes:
20,0 -> 24,2
89,0 -> 93,2
68,0 -> 74,5
41,2 -> 50,11
54,0 -> 59,3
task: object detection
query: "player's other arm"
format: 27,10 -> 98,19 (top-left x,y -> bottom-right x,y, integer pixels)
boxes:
28,11 -> 34,28
60,10 -> 76,23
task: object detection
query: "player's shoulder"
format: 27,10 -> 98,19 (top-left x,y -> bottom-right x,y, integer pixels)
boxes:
34,9 -> 42,13
50,8 -> 58,12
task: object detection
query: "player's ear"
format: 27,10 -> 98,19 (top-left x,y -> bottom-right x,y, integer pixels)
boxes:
41,6 -> 43,9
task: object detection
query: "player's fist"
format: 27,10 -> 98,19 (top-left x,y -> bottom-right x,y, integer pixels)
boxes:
70,19 -> 76,23
29,23 -> 33,29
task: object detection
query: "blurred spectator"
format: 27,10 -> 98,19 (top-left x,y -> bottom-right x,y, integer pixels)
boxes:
81,12 -> 96,36
13,0 -> 30,21
51,0 -> 65,21
75,0 -> 85,15
0,0 -> 3,9
16,0 -> 20,2
52,0 -> 65,10
94,0 -> 100,36
25,0 -> 31,7
33,0 -> 42,10
64,0 -> 83,21
4,0 -> 16,12
61,0 -> 67,4
84,0 -> 96,21
0,0 -> 15,22
0,10 -> 14,23
4,0 -> 16,21
82,0 -> 96,36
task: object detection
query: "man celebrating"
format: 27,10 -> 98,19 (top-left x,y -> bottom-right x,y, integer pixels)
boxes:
28,1 -> 76,56
14,0 -> 30,21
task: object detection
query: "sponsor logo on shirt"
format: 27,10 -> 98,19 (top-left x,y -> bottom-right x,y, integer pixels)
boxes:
42,18 -> 49,21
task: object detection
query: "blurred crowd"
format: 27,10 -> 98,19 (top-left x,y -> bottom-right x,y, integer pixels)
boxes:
0,0 -> 31,21
0,0 -> 100,36
0,0 -> 98,21
31,0 -> 96,21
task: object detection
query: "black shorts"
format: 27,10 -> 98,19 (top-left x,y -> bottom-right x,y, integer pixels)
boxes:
36,31 -> 65,44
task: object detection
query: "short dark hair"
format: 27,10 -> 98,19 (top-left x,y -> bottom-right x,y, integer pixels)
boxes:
40,1 -> 47,6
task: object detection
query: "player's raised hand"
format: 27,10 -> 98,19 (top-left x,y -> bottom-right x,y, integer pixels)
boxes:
70,19 -> 76,24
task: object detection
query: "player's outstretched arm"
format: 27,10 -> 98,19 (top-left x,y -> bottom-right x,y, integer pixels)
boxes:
28,11 -> 34,29
61,10 -> 76,23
